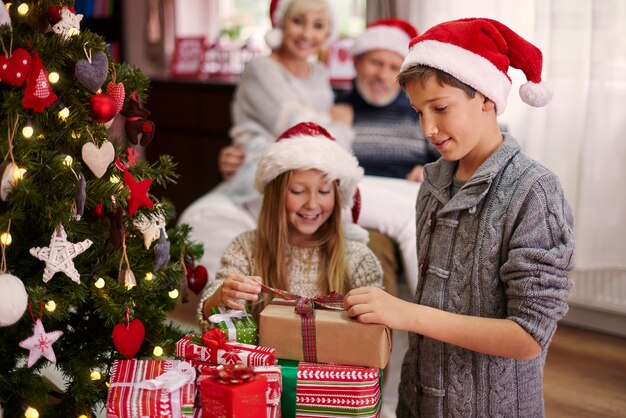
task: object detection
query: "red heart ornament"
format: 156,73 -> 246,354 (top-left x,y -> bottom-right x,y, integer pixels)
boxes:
106,81 -> 126,113
186,264 -> 208,295
89,93 -> 118,123
112,318 -> 145,358
0,48 -> 32,87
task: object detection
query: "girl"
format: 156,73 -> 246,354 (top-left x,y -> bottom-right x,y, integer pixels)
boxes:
179,0 -> 353,280
197,122 -> 382,324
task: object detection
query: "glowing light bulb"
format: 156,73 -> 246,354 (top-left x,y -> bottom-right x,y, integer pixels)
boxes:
63,155 -> 73,167
71,131 -> 81,139
45,300 -> 56,312
168,289 -> 179,299
17,3 -> 28,15
125,281 -> 136,290
90,370 -> 101,380
58,107 -> 70,121
109,174 -> 120,184
94,278 -> 105,288
0,232 -> 12,246
13,167 -> 27,181
24,406 -> 39,418
22,125 -> 34,139
78,415 -> 89,418
68,27 -> 80,37
144,272 -> 153,281
153,346 -> 164,357
48,72 -> 60,84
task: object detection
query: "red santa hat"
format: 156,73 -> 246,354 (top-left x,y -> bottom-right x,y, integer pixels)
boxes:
351,18 -> 418,58
400,18 -> 552,115
265,0 -> 339,50
255,122 -> 363,224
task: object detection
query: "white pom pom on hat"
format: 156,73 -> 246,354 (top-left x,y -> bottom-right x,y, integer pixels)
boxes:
255,122 -> 364,224
351,18 -> 419,58
264,0 -> 339,50
400,18 -> 552,115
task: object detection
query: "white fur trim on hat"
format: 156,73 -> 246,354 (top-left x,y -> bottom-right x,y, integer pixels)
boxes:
265,0 -> 339,50
351,25 -> 411,58
401,39 -> 512,115
255,135 -> 364,209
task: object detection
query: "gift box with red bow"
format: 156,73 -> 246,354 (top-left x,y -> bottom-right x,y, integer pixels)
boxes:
176,329 -> 277,366
105,359 -> 195,418
198,364 -> 268,418
208,306 -> 258,344
258,289 -> 391,368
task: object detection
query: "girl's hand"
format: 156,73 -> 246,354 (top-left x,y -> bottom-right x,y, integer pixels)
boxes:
217,273 -> 262,310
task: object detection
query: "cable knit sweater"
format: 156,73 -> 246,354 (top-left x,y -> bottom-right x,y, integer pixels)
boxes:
197,230 -> 383,323
397,134 -> 575,418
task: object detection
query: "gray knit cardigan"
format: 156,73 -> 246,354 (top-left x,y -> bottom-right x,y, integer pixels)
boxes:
397,134 -> 575,418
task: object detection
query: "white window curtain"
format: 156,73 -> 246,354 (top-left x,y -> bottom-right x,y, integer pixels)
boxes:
397,0 -> 626,315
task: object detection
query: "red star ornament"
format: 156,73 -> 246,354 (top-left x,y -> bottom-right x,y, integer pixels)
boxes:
123,168 -> 153,216
19,318 -> 63,368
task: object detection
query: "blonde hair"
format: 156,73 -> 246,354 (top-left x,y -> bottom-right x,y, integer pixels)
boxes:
252,170 -> 348,315
283,0 -> 330,24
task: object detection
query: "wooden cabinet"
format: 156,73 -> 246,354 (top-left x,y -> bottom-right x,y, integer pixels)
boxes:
146,77 -> 237,218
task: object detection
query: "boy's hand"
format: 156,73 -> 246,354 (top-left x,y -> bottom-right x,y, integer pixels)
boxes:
344,286 -> 408,329
218,273 -> 262,310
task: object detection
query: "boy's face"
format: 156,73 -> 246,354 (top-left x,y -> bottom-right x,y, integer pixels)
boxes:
406,75 -> 493,164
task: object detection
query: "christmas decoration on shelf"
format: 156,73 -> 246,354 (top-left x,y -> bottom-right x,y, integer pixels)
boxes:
0,2 -> 201,416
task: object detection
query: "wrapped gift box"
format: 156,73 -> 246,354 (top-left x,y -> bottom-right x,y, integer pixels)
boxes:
198,364 -> 268,418
176,331 -> 276,366
195,363 -> 282,418
106,359 -> 195,418
259,299 -> 391,368
279,359 -> 381,418
208,306 -> 258,344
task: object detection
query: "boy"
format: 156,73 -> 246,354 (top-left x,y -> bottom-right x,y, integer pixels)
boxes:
344,18 -> 575,417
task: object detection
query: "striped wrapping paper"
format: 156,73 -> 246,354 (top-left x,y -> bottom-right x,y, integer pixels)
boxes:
106,359 -> 195,418
176,333 -> 277,366
295,362 -> 381,417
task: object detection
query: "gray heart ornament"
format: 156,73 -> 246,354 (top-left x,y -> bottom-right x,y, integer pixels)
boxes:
75,51 -> 108,92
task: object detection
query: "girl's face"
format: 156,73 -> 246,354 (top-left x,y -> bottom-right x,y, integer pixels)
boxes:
280,7 -> 330,60
406,75 -> 494,169
285,169 -> 335,246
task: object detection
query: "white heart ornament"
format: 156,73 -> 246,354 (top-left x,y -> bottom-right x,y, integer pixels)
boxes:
82,141 -> 115,178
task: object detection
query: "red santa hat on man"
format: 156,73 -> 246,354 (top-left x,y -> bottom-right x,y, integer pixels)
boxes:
265,0 -> 339,50
255,122 -> 363,226
351,18 -> 418,58
400,18 -> 552,115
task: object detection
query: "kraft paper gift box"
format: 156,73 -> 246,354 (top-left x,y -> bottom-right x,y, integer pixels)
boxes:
176,330 -> 276,366
106,359 -> 195,418
259,298 -> 391,368
198,364 -> 268,418
208,306 -> 258,344
278,359 -> 381,418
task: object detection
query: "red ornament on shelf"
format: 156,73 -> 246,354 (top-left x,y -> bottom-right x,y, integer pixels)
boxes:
185,264 -> 208,295
89,93 -> 117,123
112,314 -> 145,359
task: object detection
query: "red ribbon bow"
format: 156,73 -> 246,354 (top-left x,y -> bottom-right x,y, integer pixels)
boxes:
201,328 -> 231,350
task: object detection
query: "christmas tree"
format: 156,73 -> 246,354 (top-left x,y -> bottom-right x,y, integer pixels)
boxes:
0,2 -> 202,416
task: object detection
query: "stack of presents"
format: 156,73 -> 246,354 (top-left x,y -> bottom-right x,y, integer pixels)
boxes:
105,289 -> 392,417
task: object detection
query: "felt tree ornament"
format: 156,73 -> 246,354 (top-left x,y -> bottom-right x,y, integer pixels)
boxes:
0,47 -> 32,87
74,173 -> 86,220
0,222 -> 28,327
133,209 -> 167,249
22,51 -> 58,112
107,206 -> 124,250
75,50 -> 108,93
107,80 -> 126,114
0,160 -> 20,201
117,235 -> 136,289
29,224 -> 93,284
111,308 -> 145,359
185,263 -> 208,295
118,160 -> 154,216
120,92 -> 155,146
154,228 -> 170,272
51,7 -> 83,41
89,92 -> 117,123
82,140 -> 115,178
47,4 -> 76,25
19,303 -> 63,368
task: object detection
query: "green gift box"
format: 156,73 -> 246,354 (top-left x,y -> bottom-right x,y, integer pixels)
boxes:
208,306 -> 258,345
278,359 -> 382,418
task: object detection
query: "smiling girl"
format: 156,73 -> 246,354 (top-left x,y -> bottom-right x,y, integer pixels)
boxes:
198,122 -> 382,323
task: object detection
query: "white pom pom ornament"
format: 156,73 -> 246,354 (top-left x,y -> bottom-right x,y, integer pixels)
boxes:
0,273 -> 28,327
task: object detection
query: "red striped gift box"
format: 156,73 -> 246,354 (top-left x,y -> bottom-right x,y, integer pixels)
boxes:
176,331 -> 276,366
